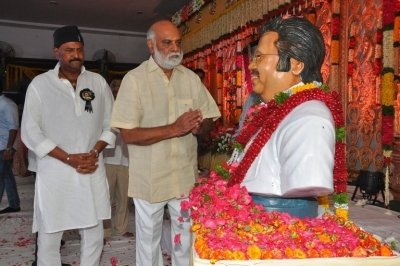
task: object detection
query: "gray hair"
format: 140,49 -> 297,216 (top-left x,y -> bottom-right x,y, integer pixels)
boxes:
147,27 -> 156,42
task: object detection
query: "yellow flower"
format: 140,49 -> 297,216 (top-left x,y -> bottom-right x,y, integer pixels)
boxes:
317,195 -> 330,209
294,248 -> 307,259
232,250 -> 246,260
236,70 -> 242,86
335,208 -> 348,221
191,223 -> 201,232
247,245 -> 262,259
381,72 -> 395,106
291,83 -> 317,94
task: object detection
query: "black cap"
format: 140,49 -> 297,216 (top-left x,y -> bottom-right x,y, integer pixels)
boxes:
53,25 -> 84,48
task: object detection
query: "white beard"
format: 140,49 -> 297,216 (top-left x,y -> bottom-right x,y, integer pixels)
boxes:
153,47 -> 183,70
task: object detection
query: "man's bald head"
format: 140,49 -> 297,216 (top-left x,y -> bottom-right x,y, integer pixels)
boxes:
147,20 -> 180,42
146,20 -> 183,70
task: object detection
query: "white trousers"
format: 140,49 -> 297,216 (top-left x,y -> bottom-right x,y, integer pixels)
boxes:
37,220 -> 104,266
134,197 -> 191,266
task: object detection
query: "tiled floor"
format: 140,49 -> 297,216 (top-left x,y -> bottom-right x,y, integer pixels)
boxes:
0,174 -> 172,266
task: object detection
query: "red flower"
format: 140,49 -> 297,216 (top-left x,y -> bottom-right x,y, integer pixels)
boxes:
382,0 -> 396,26
384,156 -> 392,164
348,63 -> 354,76
180,6 -> 189,22
332,17 -> 340,36
382,116 -> 394,145
375,59 -> 383,75
348,37 -> 356,49
376,30 -> 383,43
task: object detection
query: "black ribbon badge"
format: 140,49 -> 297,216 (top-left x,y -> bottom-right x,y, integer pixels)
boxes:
80,88 -> 96,113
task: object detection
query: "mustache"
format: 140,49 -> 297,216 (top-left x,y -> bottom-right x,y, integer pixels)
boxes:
168,52 -> 181,58
69,58 -> 83,63
251,70 -> 260,76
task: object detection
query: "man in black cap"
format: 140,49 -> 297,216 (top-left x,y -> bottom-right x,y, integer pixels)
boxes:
21,25 -> 115,265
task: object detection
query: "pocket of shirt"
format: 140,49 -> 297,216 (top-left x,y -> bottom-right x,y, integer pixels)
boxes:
178,99 -> 194,116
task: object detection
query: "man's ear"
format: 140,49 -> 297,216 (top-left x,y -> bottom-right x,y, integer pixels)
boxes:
53,47 -> 59,60
147,39 -> 154,54
290,58 -> 304,76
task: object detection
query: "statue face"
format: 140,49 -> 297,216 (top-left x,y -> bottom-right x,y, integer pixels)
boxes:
248,32 -> 300,102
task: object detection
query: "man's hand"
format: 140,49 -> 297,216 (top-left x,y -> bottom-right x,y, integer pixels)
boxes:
68,153 -> 99,174
2,149 -> 14,160
172,109 -> 203,137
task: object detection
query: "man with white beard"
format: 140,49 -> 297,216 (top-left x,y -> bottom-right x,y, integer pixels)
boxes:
111,20 -> 220,266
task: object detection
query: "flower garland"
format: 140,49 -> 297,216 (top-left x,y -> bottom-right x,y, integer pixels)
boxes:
330,0 -> 340,91
381,0 -> 396,164
347,23 -> 356,102
222,83 -> 348,218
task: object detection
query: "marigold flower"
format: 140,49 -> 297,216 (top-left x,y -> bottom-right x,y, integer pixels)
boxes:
307,249 -> 320,258
380,244 -> 393,256
232,250 -> 246,260
352,246 -> 367,257
320,249 -> 334,258
261,250 -> 273,259
247,245 -> 261,259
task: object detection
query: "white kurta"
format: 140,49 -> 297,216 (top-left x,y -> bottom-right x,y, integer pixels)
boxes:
241,100 -> 335,198
21,63 -> 116,233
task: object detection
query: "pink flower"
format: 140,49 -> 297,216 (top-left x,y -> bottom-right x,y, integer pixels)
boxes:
241,194 -> 252,205
178,216 -> 184,223
204,219 -> 217,229
180,200 -> 190,211
174,233 -> 181,244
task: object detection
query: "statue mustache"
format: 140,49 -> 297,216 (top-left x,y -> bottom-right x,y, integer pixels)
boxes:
69,58 -> 82,63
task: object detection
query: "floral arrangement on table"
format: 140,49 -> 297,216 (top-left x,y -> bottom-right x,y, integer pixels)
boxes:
199,124 -> 237,156
181,83 -> 396,262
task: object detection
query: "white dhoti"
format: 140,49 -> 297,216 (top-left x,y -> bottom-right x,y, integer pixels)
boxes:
134,197 -> 191,266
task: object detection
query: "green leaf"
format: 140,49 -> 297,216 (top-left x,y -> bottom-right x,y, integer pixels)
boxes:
383,144 -> 393,151
382,67 -> 395,75
204,193 -> 211,202
382,105 -> 394,116
335,127 -> 346,142
215,165 -> 230,180
232,142 -> 244,152
333,192 -> 348,204
275,92 -> 290,105
320,83 -> 329,92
